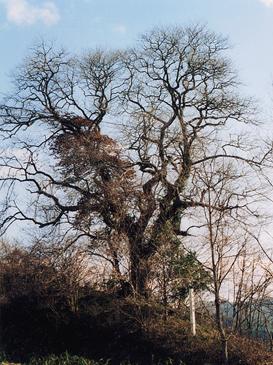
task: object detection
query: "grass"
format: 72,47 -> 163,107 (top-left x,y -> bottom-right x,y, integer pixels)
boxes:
0,353 -> 107,365
28,353 -> 107,365
0,353 -> 187,365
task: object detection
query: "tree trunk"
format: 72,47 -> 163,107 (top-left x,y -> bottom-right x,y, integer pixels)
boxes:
162,260 -> 168,322
215,295 -> 229,365
129,240 -> 150,297
221,337 -> 229,365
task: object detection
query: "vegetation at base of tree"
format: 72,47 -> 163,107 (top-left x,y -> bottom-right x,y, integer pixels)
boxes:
28,353 -> 109,365
1,243 -> 273,365
1,352 -> 105,364
0,352 -> 188,365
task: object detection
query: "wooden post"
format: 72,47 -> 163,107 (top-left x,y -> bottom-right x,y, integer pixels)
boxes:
189,288 -> 196,336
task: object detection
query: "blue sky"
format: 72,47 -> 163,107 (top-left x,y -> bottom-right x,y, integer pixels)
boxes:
0,0 -> 273,113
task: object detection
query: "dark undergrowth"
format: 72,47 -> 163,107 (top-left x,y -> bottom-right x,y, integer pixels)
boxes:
1,352 -> 187,364
1,290 -> 273,365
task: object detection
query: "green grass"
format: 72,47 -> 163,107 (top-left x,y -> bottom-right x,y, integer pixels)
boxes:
0,353 -> 186,365
28,353 -> 108,365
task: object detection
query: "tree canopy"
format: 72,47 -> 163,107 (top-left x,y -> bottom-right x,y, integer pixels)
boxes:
0,25 -> 268,296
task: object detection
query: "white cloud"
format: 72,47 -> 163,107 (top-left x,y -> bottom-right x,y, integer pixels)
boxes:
1,0 -> 60,26
260,0 -> 273,7
113,24 -> 127,34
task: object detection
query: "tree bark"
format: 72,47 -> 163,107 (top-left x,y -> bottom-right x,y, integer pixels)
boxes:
215,294 -> 229,365
129,239 -> 150,297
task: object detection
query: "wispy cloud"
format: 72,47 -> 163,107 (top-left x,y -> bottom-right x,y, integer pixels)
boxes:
1,0 -> 60,26
260,0 -> 273,7
112,24 -> 127,34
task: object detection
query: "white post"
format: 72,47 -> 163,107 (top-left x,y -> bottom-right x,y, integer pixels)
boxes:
189,288 -> 196,336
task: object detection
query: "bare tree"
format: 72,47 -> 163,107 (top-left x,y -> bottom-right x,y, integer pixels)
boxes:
0,26 -> 267,297
230,246 -> 273,345
185,155 -> 267,364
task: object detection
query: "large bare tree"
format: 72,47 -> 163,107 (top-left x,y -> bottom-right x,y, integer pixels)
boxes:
0,26 -> 266,296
